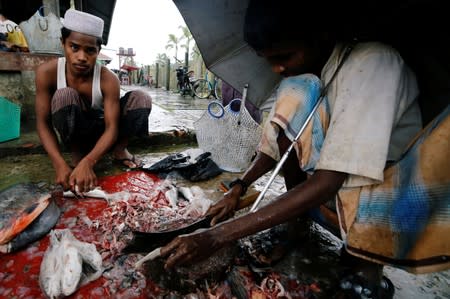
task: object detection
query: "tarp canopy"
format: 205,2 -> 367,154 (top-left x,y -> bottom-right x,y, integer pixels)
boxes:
120,64 -> 140,72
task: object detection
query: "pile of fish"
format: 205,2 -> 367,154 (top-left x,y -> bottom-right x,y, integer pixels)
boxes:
96,180 -> 212,256
0,183 -> 61,253
64,179 -> 213,257
39,229 -> 102,298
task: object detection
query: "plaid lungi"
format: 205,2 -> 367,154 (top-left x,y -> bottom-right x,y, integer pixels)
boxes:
339,105 -> 450,274
51,88 -> 152,150
259,74 -> 450,274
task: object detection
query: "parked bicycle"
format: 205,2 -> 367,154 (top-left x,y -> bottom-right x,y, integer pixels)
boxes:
174,63 -> 211,99
175,65 -> 195,97
193,72 -> 223,100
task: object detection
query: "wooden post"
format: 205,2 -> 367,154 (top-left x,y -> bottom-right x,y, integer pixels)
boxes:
155,63 -> 159,88
165,58 -> 170,91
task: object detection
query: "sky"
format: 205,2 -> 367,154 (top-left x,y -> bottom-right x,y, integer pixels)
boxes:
102,0 -> 187,69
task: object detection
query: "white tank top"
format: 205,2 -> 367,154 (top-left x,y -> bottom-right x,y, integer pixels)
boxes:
56,57 -> 103,110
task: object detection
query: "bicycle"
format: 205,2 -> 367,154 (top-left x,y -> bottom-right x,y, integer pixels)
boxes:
193,72 -> 223,100
175,65 -> 196,97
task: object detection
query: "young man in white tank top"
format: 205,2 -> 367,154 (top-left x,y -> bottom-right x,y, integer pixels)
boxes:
35,9 -> 152,194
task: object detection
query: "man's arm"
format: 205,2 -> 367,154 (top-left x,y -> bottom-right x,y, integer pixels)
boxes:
162,169 -> 348,268
35,60 -> 72,190
69,67 -> 120,192
207,151 -> 276,225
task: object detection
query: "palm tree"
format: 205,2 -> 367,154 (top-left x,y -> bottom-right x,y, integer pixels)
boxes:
191,43 -> 201,61
155,53 -> 168,66
179,25 -> 193,62
165,34 -> 180,62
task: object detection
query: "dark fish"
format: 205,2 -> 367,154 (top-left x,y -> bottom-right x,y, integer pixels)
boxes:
1,199 -> 61,253
142,244 -> 238,294
0,183 -> 60,250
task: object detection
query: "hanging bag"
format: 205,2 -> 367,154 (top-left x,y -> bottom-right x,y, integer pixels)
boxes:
194,85 -> 263,172
19,6 -> 63,55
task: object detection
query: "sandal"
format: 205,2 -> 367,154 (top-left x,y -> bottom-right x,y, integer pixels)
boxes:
334,273 -> 395,299
113,155 -> 143,169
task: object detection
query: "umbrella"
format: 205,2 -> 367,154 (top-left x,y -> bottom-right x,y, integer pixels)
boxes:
173,0 -> 449,212
173,0 -> 449,116
173,0 -> 281,109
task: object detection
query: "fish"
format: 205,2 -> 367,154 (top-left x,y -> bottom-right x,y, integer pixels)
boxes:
0,183 -> 55,246
164,184 -> 178,208
60,243 -> 83,296
0,198 -> 61,253
141,244 -> 239,295
68,232 -> 103,284
39,229 -> 103,298
63,187 -> 108,200
178,186 -> 194,201
39,230 -> 64,298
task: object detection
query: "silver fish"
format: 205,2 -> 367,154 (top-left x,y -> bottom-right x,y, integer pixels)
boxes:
39,230 -> 63,299
60,243 -> 82,296
63,187 -> 108,200
39,229 -> 103,298
164,185 -> 178,208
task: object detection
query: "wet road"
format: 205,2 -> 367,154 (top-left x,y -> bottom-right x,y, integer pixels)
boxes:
0,86 -> 449,298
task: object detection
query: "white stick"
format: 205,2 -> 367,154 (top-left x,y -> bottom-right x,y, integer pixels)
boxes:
134,247 -> 161,268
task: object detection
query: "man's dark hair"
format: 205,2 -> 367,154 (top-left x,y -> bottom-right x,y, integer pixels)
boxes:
243,0 -> 351,51
61,27 -> 103,48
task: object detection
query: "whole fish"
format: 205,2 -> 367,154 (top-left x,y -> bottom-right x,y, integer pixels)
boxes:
0,199 -> 61,253
63,187 -> 108,200
0,183 -> 55,245
60,243 -> 83,296
39,229 -> 103,298
39,230 -> 63,298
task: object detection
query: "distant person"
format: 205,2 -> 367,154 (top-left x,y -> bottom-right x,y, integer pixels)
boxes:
147,74 -> 153,87
35,9 -> 152,193
221,80 -> 262,124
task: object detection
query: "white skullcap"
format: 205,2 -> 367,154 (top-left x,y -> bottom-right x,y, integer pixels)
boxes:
63,9 -> 104,39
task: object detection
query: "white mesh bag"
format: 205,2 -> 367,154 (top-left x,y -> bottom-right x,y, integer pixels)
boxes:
194,90 -> 263,172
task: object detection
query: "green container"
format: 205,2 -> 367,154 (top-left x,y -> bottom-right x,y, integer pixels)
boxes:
0,96 -> 21,142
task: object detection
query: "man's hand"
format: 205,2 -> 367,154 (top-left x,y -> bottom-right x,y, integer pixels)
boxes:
206,185 -> 242,226
54,162 -> 73,190
160,228 -> 220,269
69,158 -> 97,193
